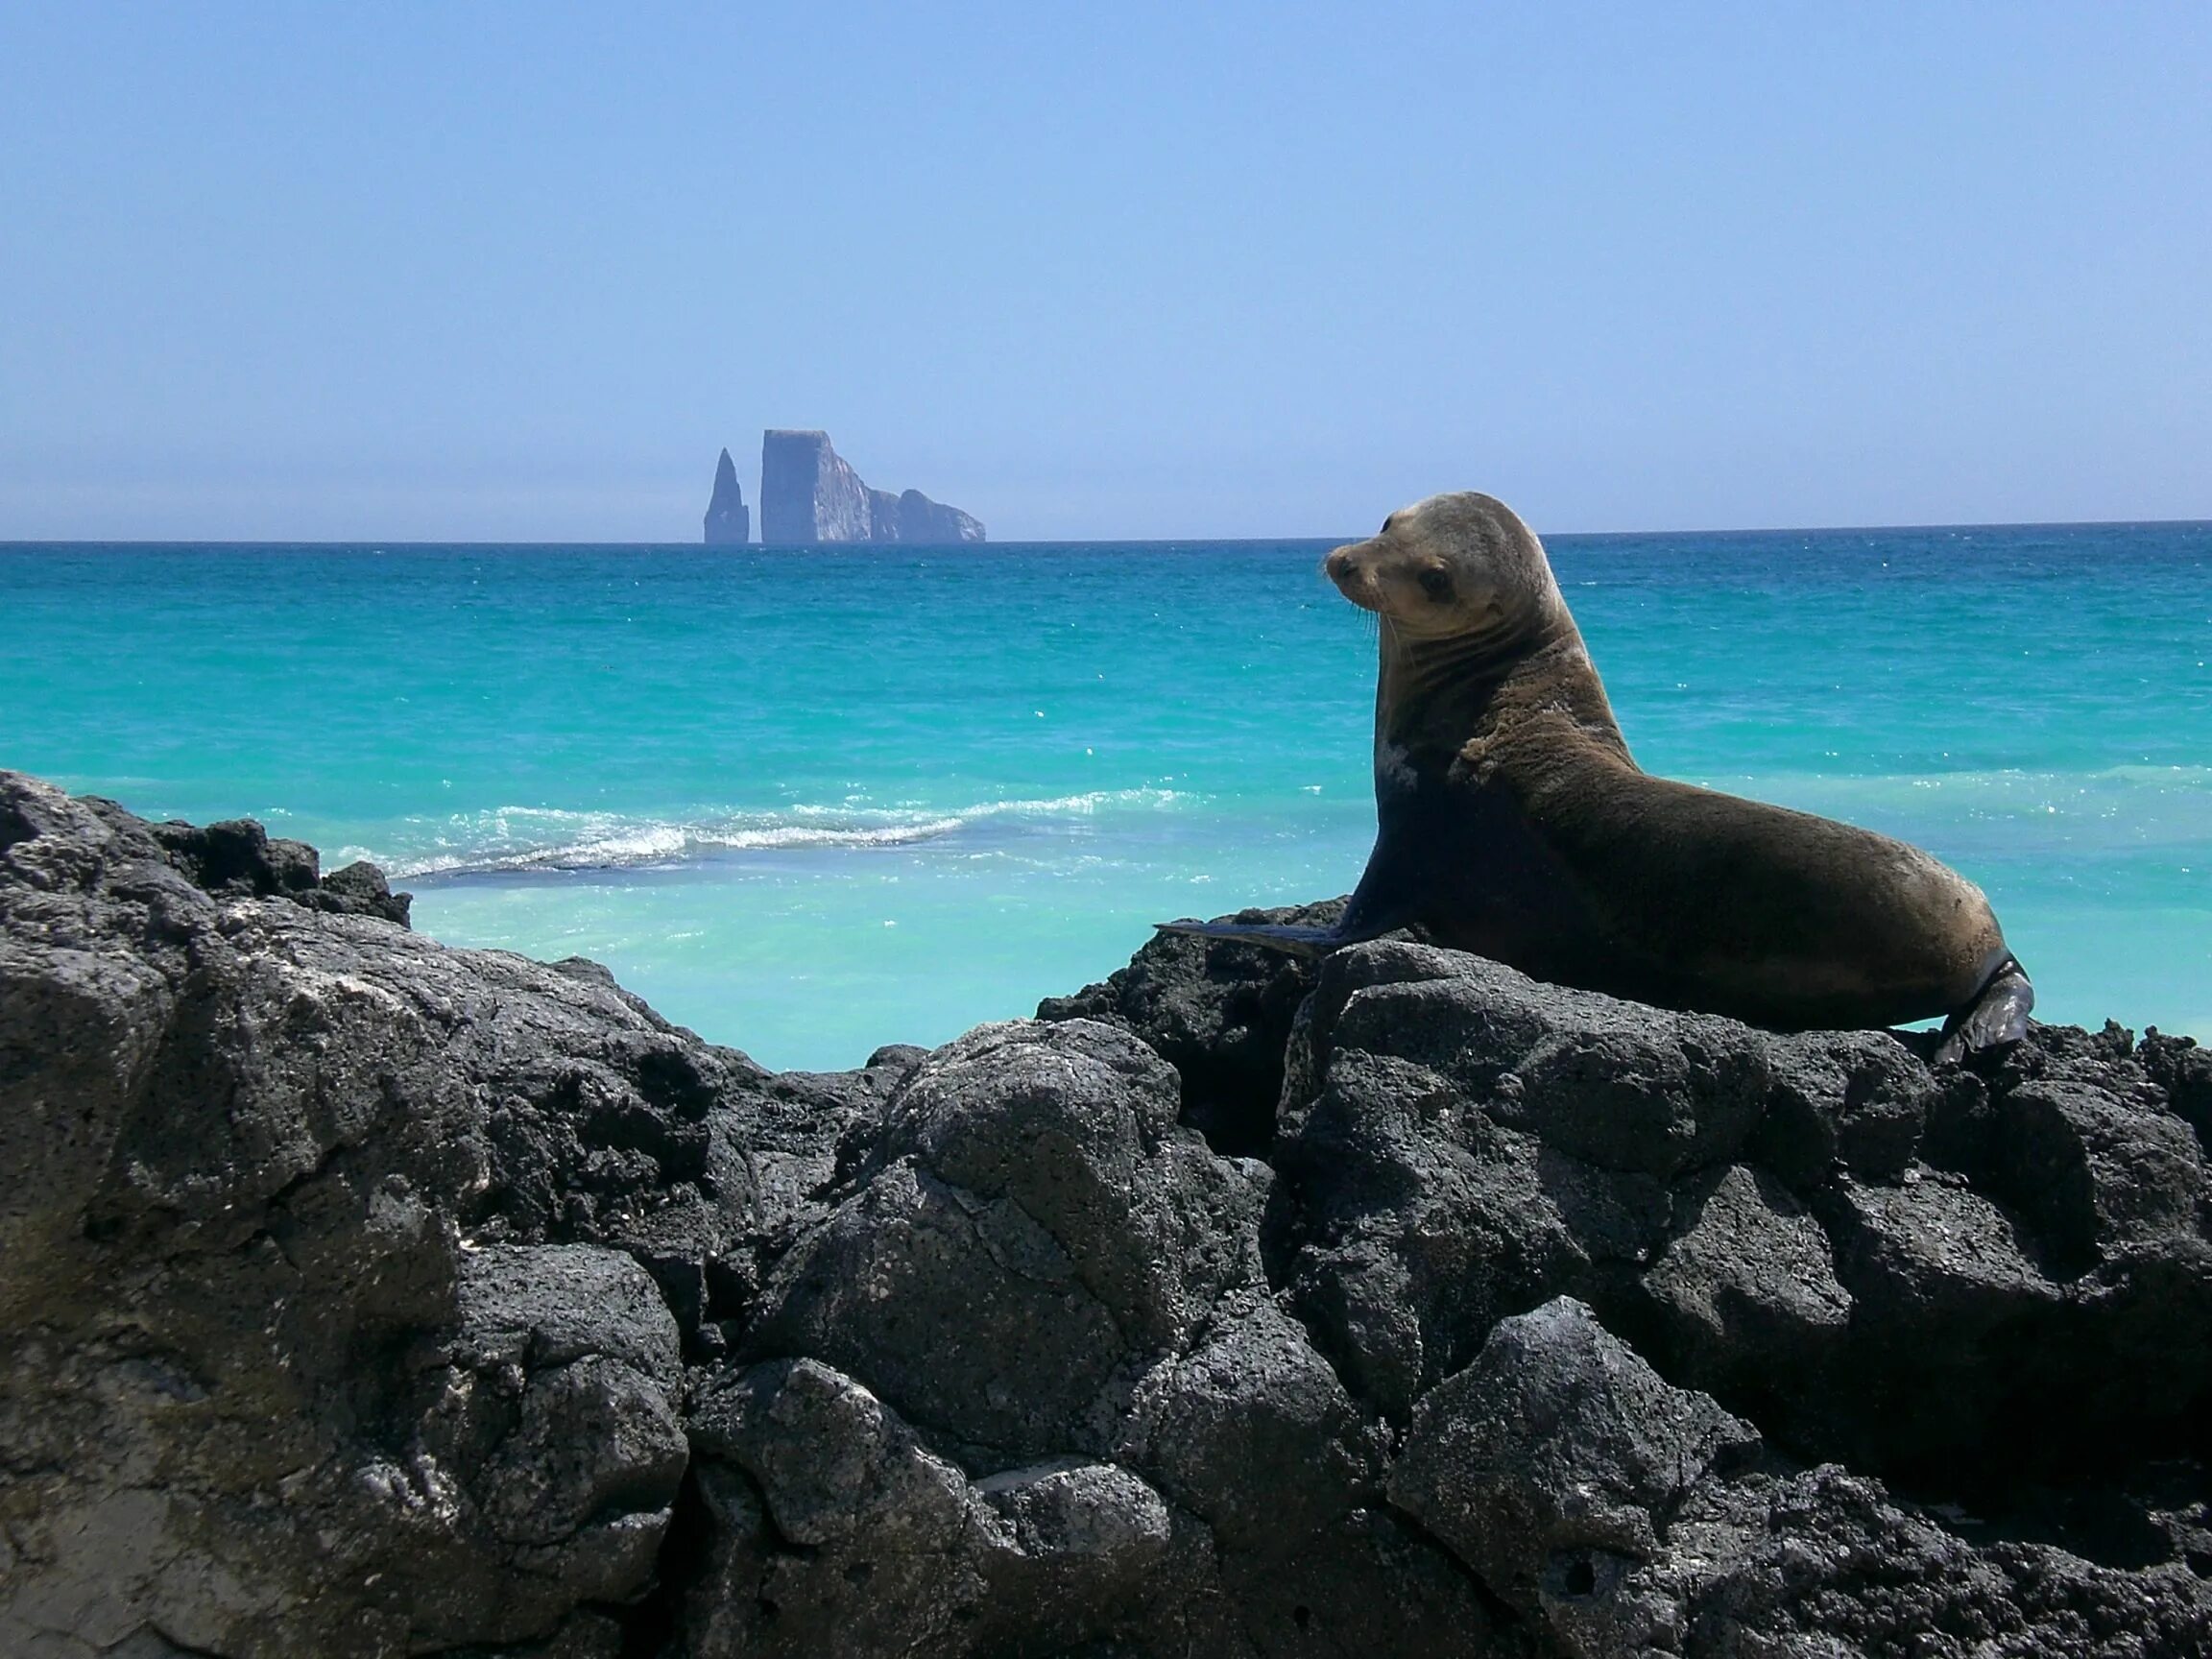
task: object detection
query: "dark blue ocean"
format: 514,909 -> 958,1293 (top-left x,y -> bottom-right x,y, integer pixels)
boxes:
4,523 -> 2207,1068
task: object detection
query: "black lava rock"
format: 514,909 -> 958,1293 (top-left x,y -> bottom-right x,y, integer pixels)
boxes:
4,768 -> 2209,1658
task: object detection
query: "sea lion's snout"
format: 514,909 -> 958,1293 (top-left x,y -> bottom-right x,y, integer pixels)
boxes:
1330,493 -> 1568,642
1323,541 -> 1382,612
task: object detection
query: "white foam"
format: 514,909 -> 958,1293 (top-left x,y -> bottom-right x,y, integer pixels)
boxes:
370,787 -> 1189,878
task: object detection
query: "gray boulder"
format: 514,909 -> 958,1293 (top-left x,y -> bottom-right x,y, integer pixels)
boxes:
739,1019 -> 1268,1463
1389,1296 -> 1759,1630
684,1358 -> 1203,1658
1040,901 -> 1339,1156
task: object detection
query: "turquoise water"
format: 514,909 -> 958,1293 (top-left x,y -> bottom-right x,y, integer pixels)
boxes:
4,525 -> 2207,1068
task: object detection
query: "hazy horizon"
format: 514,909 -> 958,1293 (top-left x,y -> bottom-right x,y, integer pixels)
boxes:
7,511 -> 2212,551
5,4 -> 2207,541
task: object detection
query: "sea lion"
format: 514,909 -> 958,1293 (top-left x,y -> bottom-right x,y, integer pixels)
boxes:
1161,492 -> 2032,1060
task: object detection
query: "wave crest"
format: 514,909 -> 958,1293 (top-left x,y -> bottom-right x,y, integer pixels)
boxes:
357,787 -> 1188,878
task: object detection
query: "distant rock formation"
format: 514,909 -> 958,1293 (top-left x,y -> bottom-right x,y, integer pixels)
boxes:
758,429 -> 871,543
877,485 -> 985,544
703,447 -> 750,544
759,429 -> 984,544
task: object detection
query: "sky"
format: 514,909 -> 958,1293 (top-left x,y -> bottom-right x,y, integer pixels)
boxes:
2,3 -> 2207,541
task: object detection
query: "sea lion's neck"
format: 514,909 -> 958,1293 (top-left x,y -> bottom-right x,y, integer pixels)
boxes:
1375,592 -> 1631,772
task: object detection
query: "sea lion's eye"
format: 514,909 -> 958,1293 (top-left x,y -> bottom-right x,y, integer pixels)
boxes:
1418,566 -> 1453,601
1382,515 -> 1397,535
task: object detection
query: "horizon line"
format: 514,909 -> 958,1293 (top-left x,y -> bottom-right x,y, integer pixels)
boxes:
4,515 -> 2210,550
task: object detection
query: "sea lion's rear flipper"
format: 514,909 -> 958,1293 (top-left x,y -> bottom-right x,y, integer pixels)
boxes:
1151,920 -> 1351,959
1932,954 -> 2034,1065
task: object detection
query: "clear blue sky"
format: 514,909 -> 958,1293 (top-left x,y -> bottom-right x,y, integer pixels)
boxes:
3,3 -> 2206,541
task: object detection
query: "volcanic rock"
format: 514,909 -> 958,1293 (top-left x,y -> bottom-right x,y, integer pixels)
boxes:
4,769 -> 2210,1658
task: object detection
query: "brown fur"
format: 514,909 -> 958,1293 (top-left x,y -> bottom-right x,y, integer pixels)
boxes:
1322,492 -> 2011,1031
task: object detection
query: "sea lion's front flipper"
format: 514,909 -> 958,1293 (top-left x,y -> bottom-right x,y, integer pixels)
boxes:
1152,810 -> 1424,959
1150,920 -> 1350,959
1932,954 -> 2034,1065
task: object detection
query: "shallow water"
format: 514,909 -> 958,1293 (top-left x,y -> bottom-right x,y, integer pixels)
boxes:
5,522 -> 2206,1068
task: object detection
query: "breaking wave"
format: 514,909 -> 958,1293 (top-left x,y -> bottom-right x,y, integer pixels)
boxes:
359,788 -> 1190,878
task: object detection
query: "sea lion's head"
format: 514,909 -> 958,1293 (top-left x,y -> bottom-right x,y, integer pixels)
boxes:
1323,493 -> 1560,643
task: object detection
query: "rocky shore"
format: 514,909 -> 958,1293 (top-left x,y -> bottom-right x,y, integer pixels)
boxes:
4,768 -> 2209,1657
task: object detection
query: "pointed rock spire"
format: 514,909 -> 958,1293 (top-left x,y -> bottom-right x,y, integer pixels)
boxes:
704,447 -> 750,545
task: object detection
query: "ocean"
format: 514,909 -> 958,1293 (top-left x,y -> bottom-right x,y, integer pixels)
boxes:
4,524 -> 2207,1070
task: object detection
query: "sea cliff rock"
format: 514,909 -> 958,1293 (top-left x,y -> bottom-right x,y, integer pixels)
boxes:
4,768 -> 2210,1658
758,429 -> 983,544
870,485 -> 984,544
703,448 -> 750,545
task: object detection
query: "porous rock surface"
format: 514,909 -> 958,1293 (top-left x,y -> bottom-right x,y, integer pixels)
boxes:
3,769 -> 2209,1658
